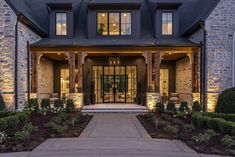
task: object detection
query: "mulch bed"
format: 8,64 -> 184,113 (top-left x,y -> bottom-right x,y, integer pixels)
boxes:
0,112 -> 93,153
137,113 -> 235,156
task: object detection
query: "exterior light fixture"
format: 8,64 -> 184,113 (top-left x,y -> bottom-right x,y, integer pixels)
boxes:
102,14 -> 105,17
58,53 -> 61,55
123,14 -> 127,17
109,57 -> 121,65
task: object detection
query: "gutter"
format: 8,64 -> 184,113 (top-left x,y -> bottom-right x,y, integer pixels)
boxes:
200,22 -> 207,112
233,32 -> 235,87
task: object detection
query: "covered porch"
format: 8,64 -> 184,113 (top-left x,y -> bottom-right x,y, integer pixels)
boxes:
29,46 -> 200,111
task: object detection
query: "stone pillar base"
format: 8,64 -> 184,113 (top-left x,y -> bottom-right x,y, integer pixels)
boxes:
146,93 -> 161,112
69,93 -> 83,110
1,94 -> 15,111
207,93 -> 219,112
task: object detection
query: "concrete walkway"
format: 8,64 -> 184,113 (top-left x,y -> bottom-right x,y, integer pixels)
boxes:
0,114 -> 228,157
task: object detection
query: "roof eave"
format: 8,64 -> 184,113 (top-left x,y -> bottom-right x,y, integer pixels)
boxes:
181,20 -> 205,37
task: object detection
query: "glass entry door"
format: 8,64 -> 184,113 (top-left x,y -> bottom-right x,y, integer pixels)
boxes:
92,66 -> 136,103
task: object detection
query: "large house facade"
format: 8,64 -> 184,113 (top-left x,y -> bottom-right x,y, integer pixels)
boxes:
0,0 -> 234,112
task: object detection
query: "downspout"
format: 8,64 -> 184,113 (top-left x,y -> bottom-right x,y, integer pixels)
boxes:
200,22 -> 207,112
14,16 -> 19,111
27,41 -> 30,102
233,32 -> 235,87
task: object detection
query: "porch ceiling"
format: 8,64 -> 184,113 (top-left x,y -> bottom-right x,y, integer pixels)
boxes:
161,53 -> 188,61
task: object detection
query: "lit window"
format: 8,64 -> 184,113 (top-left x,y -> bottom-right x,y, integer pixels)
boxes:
56,13 -> 67,36
97,13 -> 108,35
121,13 -> 131,35
97,12 -> 132,36
162,12 -> 173,35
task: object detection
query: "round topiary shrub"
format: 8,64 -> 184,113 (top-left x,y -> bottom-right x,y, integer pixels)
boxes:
54,99 -> 64,108
0,94 -> 6,111
41,99 -> 50,108
216,88 -> 235,114
166,102 -> 176,113
179,101 -> 189,112
192,101 -> 201,112
156,102 -> 165,113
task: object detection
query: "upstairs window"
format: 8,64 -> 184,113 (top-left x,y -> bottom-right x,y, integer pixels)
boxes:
56,13 -> 67,36
97,12 -> 132,36
162,12 -> 173,35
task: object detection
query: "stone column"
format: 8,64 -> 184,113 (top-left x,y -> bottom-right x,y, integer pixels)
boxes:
146,52 -> 153,92
154,53 -> 161,93
66,52 -> 76,93
31,52 -> 43,93
77,52 -> 83,93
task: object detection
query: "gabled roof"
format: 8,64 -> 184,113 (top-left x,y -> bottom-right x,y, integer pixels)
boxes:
5,0 -> 220,47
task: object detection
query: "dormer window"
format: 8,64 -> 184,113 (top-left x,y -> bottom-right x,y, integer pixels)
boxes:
56,13 -> 67,36
162,12 -> 173,35
97,12 -> 132,36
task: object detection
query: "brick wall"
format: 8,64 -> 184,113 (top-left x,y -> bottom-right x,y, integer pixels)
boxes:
176,57 -> 192,105
0,0 -> 16,110
17,22 -> 41,110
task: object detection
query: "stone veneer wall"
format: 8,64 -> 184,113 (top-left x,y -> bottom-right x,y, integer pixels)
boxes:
37,57 -> 54,98
189,0 -> 235,112
0,0 -> 41,110
175,57 -> 193,105
0,0 -> 16,110
205,0 -> 235,112
17,22 -> 41,110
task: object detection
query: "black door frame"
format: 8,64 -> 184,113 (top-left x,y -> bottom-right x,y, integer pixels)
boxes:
92,65 -> 137,103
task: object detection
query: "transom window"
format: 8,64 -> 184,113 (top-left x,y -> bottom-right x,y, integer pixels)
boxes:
97,12 -> 132,36
56,13 -> 67,36
162,12 -> 173,35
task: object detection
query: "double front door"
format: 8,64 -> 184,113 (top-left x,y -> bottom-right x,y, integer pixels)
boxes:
92,66 -> 137,103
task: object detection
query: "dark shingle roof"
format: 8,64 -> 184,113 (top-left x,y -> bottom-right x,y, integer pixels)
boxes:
6,0 -> 220,47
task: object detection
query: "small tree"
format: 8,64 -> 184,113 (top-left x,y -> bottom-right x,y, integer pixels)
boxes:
0,94 -> 6,111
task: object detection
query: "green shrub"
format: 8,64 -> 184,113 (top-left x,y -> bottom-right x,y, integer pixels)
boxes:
0,95 -> 6,111
176,112 -> 188,119
163,125 -> 178,134
218,120 -> 234,135
18,113 -> 29,125
156,102 -> 164,113
15,130 -> 30,141
44,122 -> 67,134
179,101 -> 189,112
216,88 -> 235,113
54,99 -> 64,108
57,112 -> 69,121
51,116 -> 62,124
201,112 -> 235,122
41,99 -> 50,109
221,135 -> 235,148
23,122 -> 38,133
192,101 -> 201,112
0,119 -> 8,131
197,115 -> 209,128
6,115 -> 19,128
183,124 -> 195,132
28,98 -> 39,110
66,99 -> 74,113
157,120 -> 171,129
207,118 -> 224,130
166,102 -> 176,113
192,129 -> 218,144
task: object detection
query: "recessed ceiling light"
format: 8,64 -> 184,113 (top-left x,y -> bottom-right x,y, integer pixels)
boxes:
102,14 -> 105,17
123,14 -> 127,17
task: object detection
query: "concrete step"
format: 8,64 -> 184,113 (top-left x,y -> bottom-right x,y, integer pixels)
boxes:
81,109 -> 148,113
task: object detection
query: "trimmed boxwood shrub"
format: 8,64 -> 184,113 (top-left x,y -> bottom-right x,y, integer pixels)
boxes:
54,99 -> 64,108
216,88 -> 235,113
179,101 -> 189,112
6,115 -> 20,128
0,94 -> 6,111
207,118 -> 224,130
66,99 -> 74,113
28,98 -> 39,110
18,113 -> 29,125
41,99 -> 50,108
201,112 -> 235,122
192,101 -> 201,112
0,119 -> 8,131
166,102 -> 176,113
156,102 -> 165,113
